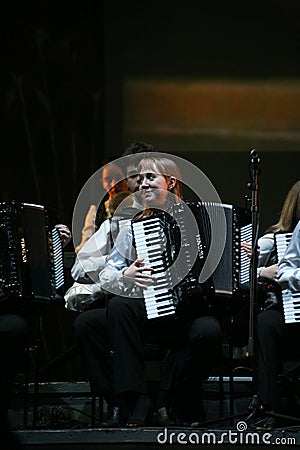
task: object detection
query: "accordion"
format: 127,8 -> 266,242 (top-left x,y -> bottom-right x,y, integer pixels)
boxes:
131,202 -> 251,320
0,201 -> 64,303
132,206 -> 212,320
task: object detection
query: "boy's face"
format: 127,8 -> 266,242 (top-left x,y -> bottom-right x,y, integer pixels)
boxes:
126,164 -> 140,192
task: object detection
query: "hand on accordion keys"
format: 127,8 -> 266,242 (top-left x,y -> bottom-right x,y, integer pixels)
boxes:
55,223 -> 72,248
241,241 -> 252,257
123,258 -> 156,288
241,240 -> 261,259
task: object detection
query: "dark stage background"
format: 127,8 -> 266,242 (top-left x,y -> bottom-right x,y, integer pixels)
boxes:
1,0 -> 300,382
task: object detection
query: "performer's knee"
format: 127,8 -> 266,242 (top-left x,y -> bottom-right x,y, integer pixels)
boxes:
189,316 -> 222,346
73,310 -> 94,339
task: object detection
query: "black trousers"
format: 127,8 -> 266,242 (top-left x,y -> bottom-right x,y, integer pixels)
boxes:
0,313 -> 28,431
74,295 -> 222,401
256,307 -> 300,412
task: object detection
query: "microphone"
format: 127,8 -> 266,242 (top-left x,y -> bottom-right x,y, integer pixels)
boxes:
249,148 -> 260,166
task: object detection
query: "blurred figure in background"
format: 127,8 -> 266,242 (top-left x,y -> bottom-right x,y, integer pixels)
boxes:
75,162 -> 128,253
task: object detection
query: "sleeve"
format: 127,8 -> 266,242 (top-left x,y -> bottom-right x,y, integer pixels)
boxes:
257,233 -> 275,269
277,221 -> 300,292
64,281 -> 103,312
255,232 -> 276,280
71,219 -> 111,283
99,224 -> 141,297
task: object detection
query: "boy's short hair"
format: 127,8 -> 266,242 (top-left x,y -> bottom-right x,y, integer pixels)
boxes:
122,141 -> 159,156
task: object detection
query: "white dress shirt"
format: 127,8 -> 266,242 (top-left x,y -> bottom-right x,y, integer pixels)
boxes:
99,223 -> 142,298
71,218 -> 112,284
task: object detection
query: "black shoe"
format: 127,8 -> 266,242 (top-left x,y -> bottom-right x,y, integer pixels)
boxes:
253,416 -> 276,430
100,406 -> 122,427
154,407 -> 175,426
126,395 -> 151,427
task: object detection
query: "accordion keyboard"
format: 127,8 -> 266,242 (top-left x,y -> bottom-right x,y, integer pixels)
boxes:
275,232 -> 293,261
51,227 -> 64,289
282,290 -> 300,323
132,216 -> 176,319
275,232 -> 298,323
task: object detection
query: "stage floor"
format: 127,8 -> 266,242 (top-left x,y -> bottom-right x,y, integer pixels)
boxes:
13,424 -> 300,449
8,379 -> 300,448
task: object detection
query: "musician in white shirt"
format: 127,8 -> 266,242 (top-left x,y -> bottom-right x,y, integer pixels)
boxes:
74,154 -> 222,427
240,180 -> 300,430
67,142 -> 158,311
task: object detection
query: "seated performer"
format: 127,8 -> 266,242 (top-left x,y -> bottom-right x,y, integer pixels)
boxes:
67,142 -> 158,311
74,154 -> 222,427
237,180 -> 300,429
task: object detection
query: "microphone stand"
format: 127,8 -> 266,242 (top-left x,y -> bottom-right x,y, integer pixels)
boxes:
194,150 -> 263,429
248,149 -> 261,360
245,149 -> 262,422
